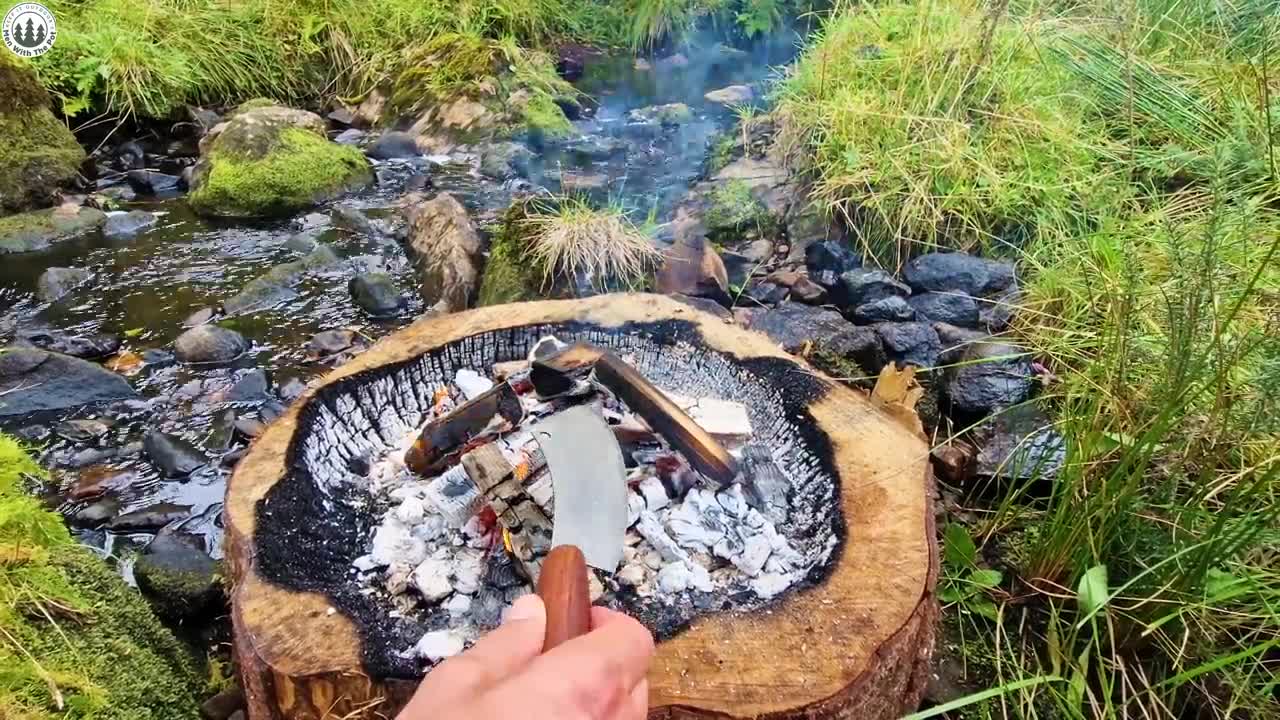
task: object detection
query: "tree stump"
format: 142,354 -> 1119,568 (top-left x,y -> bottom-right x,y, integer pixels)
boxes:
225,294 -> 938,719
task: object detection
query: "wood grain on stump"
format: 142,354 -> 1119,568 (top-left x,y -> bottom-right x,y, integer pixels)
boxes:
225,294 -> 938,720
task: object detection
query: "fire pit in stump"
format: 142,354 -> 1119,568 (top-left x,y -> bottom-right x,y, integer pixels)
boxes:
225,294 -> 938,720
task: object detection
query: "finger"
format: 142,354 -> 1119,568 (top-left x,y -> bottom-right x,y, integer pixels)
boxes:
619,678 -> 648,720
401,594 -> 547,713
489,607 -> 654,720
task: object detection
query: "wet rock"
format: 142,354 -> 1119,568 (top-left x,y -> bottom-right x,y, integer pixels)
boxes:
627,103 -> 693,126
17,329 -> 120,359
479,142 -> 534,180
68,466 -> 137,501
103,210 -> 159,240
833,268 -> 910,311
784,201 -> 838,263
55,418 -> 111,443
144,431 -> 208,477
903,252 -> 1016,297
876,322 -> 942,368
327,107 -> 356,126
852,296 -> 915,324
126,169 -> 183,195
106,502 -> 192,532
200,686 -> 245,720
228,368 -> 270,402
944,342 -> 1037,417
174,325 -> 250,363
141,348 -> 175,367
908,292 -> 979,328
0,348 -> 137,416
134,533 -> 223,624
565,135 -> 628,160
743,282 -> 787,306
183,307 -> 217,327
189,104 -> 373,217
0,59 -> 85,213
979,286 -> 1021,331
222,244 -> 338,314
36,266 -> 92,302
332,205 -> 379,237
366,131 -> 422,160
404,193 -> 482,312
349,273 -> 407,317
279,377 -> 307,401
334,128 -> 366,145
805,240 -> 860,277
704,84 -> 755,105
233,416 -> 265,439
308,329 -> 357,356
71,496 -> 121,526
0,205 -> 106,254
975,405 -> 1066,482
113,141 -> 146,171
746,302 -> 886,374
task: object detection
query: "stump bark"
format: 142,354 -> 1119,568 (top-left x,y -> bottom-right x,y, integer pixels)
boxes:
225,293 -> 938,719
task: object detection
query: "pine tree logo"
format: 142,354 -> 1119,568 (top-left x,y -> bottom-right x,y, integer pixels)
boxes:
3,3 -> 57,57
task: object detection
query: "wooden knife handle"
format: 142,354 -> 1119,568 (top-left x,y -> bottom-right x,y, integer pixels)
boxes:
536,545 -> 591,651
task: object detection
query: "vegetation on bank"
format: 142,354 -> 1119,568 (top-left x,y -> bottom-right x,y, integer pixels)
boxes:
0,435 -> 202,718
777,1 -> 1278,717
0,54 -> 84,214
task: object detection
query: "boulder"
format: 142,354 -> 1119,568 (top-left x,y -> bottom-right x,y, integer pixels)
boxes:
746,302 -> 886,374
173,325 -> 250,363
403,193 -> 482,312
479,141 -> 534,180
144,431 -> 208,478
805,240 -> 861,277
908,292 -> 979,328
876,322 -> 942,368
0,347 -> 137,416
944,342 -> 1037,417
366,131 -> 422,160
348,273 -> 407,317
0,54 -> 86,213
308,329 -> 357,357
36,266 -> 92,303
902,252 -> 1016,297
102,210 -> 159,240
188,104 -> 373,217
852,296 -> 915,324
704,85 -> 755,105
331,205 -> 379,237
833,269 -> 910,311
975,404 -> 1066,482
0,204 -> 106,254
17,329 -> 120,359
655,210 -> 729,304
134,533 -> 223,625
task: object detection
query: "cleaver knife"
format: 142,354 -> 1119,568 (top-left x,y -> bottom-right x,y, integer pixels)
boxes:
531,404 -> 629,650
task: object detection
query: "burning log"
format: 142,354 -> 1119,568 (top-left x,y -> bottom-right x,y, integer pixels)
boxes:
225,294 -> 937,720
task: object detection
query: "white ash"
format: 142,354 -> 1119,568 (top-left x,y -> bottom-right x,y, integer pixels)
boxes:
349,337 -> 836,667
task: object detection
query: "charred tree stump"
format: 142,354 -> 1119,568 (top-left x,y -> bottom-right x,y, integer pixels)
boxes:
225,294 -> 938,720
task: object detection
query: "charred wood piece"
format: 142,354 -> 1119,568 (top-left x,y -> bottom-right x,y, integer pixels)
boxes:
405,382 -> 523,475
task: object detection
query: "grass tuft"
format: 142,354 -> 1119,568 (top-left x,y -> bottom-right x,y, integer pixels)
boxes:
518,197 -> 663,291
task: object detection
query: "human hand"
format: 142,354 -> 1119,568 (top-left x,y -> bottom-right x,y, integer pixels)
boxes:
397,594 -> 655,720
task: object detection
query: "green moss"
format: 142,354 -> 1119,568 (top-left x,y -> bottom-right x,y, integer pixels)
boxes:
704,179 -> 771,238
232,97 -> 277,114
0,435 -> 202,719
0,53 -> 50,113
477,203 -> 549,306
188,127 -> 372,218
521,94 -> 572,138
707,133 -> 738,174
0,56 -> 85,213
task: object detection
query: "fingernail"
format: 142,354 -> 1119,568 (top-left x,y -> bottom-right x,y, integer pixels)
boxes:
504,594 -> 544,623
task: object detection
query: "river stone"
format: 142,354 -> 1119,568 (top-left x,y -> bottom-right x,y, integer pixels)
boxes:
876,321 -> 942,368
125,169 -> 182,195
349,273 -> 407,317
975,404 -> 1066,482
704,84 -> 755,105
0,205 -> 106,254
102,210 -> 159,239
332,205 -> 379,237
174,324 -> 249,363
71,496 -> 122,526
903,252 -> 1016,297
188,104 -> 373,218
228,368 -> 271,402
308,329 -> 357,356
833,268 -> 911,311
479,141 -> 534,180
0,57 -> 86,213
144,431 -> 208,477
945,342 -> 1037,417
852,296 -> 915,324
105,502 -> 192,532
746,302 -> 886,374
627,103 -> 693,126
134,533 -> 223,624
805,240 -> 861,277
404,193 -> 482,312
17,329 -> 120,359
0,347 -> 137,416
36,266 -> 92,302
222,245 -> 338,314
366,131 -> 422,160
68,466 -> 137,501
908,292 -> 980,327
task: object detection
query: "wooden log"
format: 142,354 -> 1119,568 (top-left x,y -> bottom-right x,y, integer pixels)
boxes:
225,293 -> 938,720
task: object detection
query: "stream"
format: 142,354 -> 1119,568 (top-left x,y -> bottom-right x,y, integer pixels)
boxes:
0,32 -> 801,569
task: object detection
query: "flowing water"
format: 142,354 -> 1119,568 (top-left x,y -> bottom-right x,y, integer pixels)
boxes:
0,31 -> 801,565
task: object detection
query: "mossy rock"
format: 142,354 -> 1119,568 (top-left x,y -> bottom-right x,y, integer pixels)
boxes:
188,106 -> 373,218
0,205 -> 105,254
0,435 -> 203,718
0,55 -> 86,213
476,200 -> 558,306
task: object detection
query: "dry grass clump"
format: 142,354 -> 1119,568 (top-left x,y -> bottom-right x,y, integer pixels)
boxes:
518,198 -> 663,290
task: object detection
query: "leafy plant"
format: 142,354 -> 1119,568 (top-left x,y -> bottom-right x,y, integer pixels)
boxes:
940,523 -> 1004,621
